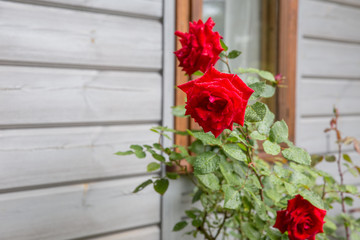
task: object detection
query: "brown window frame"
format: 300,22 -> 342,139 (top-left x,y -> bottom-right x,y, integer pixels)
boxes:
174,0 -> 298,144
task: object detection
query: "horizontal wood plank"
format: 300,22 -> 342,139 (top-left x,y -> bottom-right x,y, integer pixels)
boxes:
321,0 -> 360,7
0,1 -> 162,69
0,124 -> 159,191
88,226 -> 160,240
0,176 -> 160,240
302,0 -> 360,43
299,78 -> 360,116
297,116 -> 360,153
34,0 -> 163,18
0,67 -> 161,125
300,39 -> 360,78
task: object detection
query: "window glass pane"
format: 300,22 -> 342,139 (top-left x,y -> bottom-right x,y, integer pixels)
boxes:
203,0 -> 262,70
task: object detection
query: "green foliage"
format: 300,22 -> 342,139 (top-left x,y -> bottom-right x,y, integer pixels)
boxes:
245,102 -> 267,122
173,221 -> 188,231
194,152 -> 220,174
228,50 -> 241,59
154,178 -> 169,195
269,120 -> 289,143
117,43 -> 360,240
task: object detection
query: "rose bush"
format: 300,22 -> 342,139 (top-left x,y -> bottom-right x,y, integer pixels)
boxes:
178,66 -> 254,137
175,17 -> 223,75
274,195 -> 326,240
117,17 -> 360,240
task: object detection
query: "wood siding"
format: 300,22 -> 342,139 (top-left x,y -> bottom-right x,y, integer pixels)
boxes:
0,0 -> 168,239
296,0 -> 360,212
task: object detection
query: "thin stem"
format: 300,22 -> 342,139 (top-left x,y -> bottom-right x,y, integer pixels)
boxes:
219,58 -> 231,73
198,211 -> 214,240
337,143 -> 350,240
214,213 -> 229,239
322,177 -> 327,200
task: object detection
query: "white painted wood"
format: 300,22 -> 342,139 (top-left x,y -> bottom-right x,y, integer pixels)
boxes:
0,176 -> 160,240
321,0 -> 360,7
297,116 -> 360,153
0,124 -> 159,191
0,67 -> 161,125
36,0 -> 163,18
88,226 -> 160,240
0,1 -> 162,69
302,0 -> 360,42
299,78 -> 360,116
301,39 -> 360,78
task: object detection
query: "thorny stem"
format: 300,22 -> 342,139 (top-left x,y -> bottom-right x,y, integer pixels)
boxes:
337,143 -> 350,240
333,111 -> 350,240
239,126 -> 265,202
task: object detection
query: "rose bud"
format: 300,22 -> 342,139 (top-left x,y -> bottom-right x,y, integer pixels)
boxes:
273,194 -> 326,240
174,17 -> 224,76
178,66 -> 254,138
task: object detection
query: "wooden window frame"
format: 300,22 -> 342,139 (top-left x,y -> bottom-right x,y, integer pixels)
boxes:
174,0 -> 298,144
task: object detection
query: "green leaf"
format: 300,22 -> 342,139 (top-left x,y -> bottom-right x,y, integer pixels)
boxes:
266,227 -> 283,240
223,184 -> 241,209
191,219 -> 202,227
343,153 -> 352,163
250,131 -> 266,140
282,147 -> 311,165
188,130 -> 222,145
147,162 -> 161,172
223,143 -> 247,162
311,154 -> 323,166
173,221 -> 188,231
284,182 -> 297,196
133,179 -> 153,193
189,139 -> 205,154
269,120 -> 289,143
263,140 -> 281,155
323,217 -> 337,234
245,102 -> 267,122
220,39 -> 228,51
259,70 -> 275,82
192,70 -> 204,76
257,106 -> 275,135
193,152 -> 220,174
262,84 -> 276,98
196,173 -> 220,191
241,222 -> 261,240
325,155 -> 336,162
135,150 -> 146,158
115,150 -> 133,156
192,189 -> 203,203
236,67 -> 259,74
344,196 -> 353,206
152,153 -> 165,162
166,172 -> 180,180
171,105 -> 187,117
300,190 -> 324,209
249,82 -> 266,98
153,178 -> 169,195
228,50 -> 241,59
130,145 -> 143,151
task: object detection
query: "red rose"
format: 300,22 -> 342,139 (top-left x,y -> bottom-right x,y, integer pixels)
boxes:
274,194 -> 326,240
175,17 -> 223,75
178,67 -> 254,138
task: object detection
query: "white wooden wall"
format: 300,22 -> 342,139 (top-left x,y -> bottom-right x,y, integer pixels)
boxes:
0,0 -> 174,239
296,0 -> 360,212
